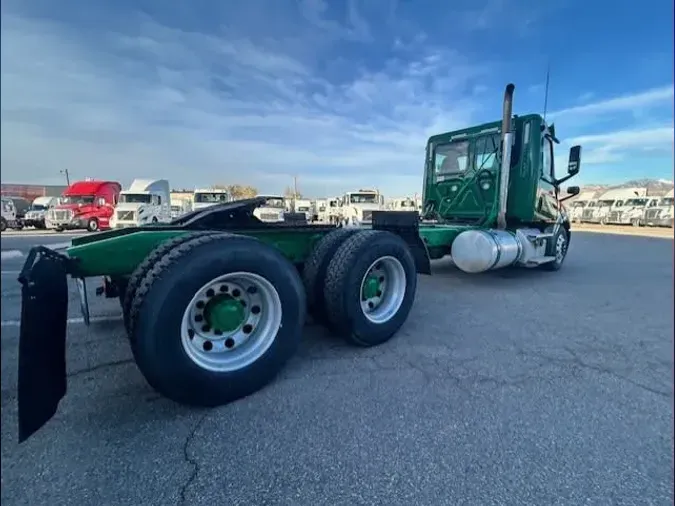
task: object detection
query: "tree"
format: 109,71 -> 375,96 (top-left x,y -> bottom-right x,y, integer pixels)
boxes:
213,184 -> 258,200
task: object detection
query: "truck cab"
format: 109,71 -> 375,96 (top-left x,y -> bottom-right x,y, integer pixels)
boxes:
170,197 -> 193,219
193,189 -> 231,211
341,189 -> 384,226
23,196 -> 58,229
1,197 -> 24,231
568,191 -> 596,223
46,180 -> 121,232
391,197 -> 418,212
110,179 -> 171,229
253,195 -> 287,223
423,112 -> 581,232
644,189 -> 674,227
292,199 -> 313,221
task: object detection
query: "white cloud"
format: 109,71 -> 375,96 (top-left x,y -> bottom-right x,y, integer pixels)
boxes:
0,12 -> 488,196
556,125 -> 674,167
549,85 -> 674,119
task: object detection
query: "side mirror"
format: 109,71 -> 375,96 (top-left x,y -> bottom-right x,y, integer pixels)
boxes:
567,145 -> 581,175
560,185 -> 580,203
97,197 -> 106,207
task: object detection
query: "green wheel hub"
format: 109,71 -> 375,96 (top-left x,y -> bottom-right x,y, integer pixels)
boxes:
205,296 -> 246,333
362,275 -> 381,300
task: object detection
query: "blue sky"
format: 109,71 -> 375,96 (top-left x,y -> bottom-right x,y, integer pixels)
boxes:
1,0 -> 673,197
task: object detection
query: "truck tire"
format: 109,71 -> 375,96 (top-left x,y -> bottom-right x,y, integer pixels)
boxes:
541,226 -> 569,272
128,233 -> 306,407
302,227 -> 360,323
323,230 -> 417,347
87,218 -> 99,232
123,231 -> 221,335
0,218 -> 6,232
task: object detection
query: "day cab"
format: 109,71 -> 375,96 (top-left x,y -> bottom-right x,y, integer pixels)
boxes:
46,180 -> 122,232
110,179 -> 171,229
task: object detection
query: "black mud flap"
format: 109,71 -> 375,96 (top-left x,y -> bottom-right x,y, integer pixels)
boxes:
17,247 -> 70,443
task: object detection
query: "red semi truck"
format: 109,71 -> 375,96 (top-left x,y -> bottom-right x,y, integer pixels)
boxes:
45,180 -> 122,232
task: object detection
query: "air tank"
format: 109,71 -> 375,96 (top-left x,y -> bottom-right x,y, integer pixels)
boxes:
451,229 -> 522,273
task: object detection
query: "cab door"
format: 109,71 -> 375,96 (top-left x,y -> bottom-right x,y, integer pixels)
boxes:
535,134 -> 559,222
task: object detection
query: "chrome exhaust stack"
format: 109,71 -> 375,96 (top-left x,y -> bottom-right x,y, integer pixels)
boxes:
497,83 -> 515,230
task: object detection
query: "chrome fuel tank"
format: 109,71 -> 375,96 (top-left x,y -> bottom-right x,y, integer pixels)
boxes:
451,229 -> 522,273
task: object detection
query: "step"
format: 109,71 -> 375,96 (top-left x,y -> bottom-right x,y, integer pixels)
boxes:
525,255 -> 556,265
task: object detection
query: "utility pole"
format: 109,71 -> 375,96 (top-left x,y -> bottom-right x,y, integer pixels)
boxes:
293,175 -> 298,212
60,169 -> 71,186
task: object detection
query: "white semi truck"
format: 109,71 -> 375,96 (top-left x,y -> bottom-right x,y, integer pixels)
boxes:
568,191 -> 596,223
341,189 -> 384,226
110,179 -> 171,229
580,187 -> 646,225
170,197 -> 193,219
193,188 -> 231,210
292,199 -> 313,221
644,188 -> 674,227
253,195 -> 287,223
23,196 -> 59,229
1,197 -> 24,232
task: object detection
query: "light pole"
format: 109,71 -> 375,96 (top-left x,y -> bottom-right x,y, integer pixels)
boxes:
60,169 -> 71,186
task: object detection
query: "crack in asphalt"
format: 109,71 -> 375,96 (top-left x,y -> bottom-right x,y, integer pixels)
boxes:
179,412 -> 210,506
67,358 -> 134,379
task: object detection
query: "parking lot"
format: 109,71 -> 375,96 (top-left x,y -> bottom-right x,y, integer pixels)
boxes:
1,230 -> 673,505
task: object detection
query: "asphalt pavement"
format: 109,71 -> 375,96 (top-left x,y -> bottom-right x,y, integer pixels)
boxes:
1,231 -> 673,505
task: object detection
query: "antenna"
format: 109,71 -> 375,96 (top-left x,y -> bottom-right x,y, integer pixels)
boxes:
543,63 -> 551,122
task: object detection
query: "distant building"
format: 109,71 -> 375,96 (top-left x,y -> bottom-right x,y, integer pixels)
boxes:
1,184 -> 68,201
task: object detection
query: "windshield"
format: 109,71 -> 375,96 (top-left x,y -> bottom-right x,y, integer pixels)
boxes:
60,195 -> 95,205
261,197 -> 285,208
119,193 -> 152,204
30,203 -> 50,211
434,140 -> 469,175
329,200 -> 339,207
598,200 -> 615,207
623,198 -> 649,207
171,205 -> 182,212
572,201 -> 587,208
194,192 -> 229,203
297,206 -> 310,212
661,197 -> 674,206
349,193 -> 377,204
2,199 -> 13,211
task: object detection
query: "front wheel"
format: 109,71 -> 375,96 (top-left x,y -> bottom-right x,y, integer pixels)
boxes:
541,226 -> 569,272
0,218 -> 7,232
128,233 -> 306,407
87,218 -> 99,232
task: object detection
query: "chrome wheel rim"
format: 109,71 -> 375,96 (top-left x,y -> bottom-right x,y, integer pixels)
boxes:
555,234 -> 567,263
180,272 -> 282,372
359,256 -> 406,324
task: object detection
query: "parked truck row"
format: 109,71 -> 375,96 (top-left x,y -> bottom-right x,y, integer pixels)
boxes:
568,187 -> 674,228
4,182 -> 423,233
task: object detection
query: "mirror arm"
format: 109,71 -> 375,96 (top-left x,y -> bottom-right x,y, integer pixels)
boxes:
559,194 -> 576,203
554,173 -> 575,186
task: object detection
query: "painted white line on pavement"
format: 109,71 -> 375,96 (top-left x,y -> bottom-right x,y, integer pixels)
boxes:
1,250 -> 23,260
1,314 -> 123,328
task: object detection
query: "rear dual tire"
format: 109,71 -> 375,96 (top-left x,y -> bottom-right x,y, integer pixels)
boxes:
304,228 -> 417,347
127,233 -> 305,407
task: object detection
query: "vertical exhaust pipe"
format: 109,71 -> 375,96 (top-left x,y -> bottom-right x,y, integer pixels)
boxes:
497,83 -> 515,230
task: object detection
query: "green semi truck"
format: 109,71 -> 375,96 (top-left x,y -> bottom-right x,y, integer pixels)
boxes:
16,83 -> 581,442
